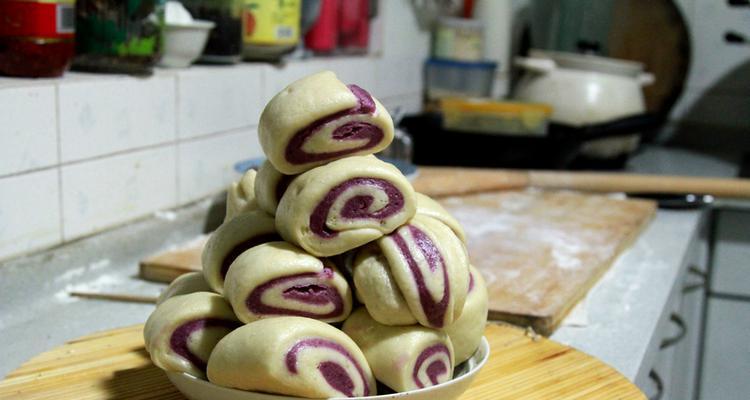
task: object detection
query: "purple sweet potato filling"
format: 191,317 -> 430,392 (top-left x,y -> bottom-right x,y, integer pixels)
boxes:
390,225 -> 450,328
412,343 -> 451,388
169,318 -> 240,371
285,337 -> 370,397
309,177 -> 404,238
285,85 -> 384,165
220,232 -> 282,279
468,271 -> 475,293
245,266 -> 344,318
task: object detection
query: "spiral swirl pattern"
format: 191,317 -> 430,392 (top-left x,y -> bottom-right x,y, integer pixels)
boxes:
412,343 -> 453,388
224,242 -> 352,324
276,155 -> 416,257
285,337 -> 372,397
259,71 -> 394,175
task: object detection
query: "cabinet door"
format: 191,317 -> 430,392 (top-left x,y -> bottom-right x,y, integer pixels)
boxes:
712,210 -> 750,296
699,299 -> 750,399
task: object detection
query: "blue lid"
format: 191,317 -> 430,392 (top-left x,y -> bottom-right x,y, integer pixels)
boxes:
426,58 -> 498,70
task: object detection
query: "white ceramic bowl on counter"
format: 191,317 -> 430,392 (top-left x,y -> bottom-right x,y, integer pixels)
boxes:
166,337 -> 490,400
160,20 -> 215,68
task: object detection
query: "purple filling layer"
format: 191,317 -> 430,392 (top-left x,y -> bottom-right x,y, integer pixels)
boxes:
169,318 -> 241,371
285,84 -> 384,165
412,343 -> 451,389
220,233 -> 281,279
309,177 -> 404,239
285,337 -> 370,397
390,225 -> 450,328
245,266 -> 345,318
468,271 -> 475,293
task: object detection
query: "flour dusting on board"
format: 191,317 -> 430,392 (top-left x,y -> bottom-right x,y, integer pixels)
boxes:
439,190 -> 655,332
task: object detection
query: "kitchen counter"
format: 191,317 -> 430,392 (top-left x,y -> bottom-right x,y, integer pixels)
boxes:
0,145 -> 736,382
0,198 -> 706,386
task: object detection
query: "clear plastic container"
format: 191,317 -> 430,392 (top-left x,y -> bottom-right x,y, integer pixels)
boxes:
425,58 -> 497,100
440,97 -> 552,136
433,17 -> 484,61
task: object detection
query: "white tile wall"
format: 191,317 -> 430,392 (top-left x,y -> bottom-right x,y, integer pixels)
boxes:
0,85 -> 57,176
0,0 -> 428,261
0,169 -> 61,258
61,146 -> 177,240
58,76 -> 176,162
177,65 -> 264,139
177,128 -> 262,204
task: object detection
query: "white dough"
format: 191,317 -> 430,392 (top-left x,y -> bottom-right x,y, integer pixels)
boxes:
202,210 -> 278,294
378,215 -> 470,329
223,241 -> 352,324
156,272 -> 213,305
143,292 -> 240,378
415,192 -> 466,243
224,169 -> 259,222
343,308 -> 455,392
258,71 -> 394,175
444,265 -> 489,364
276,155 -> 416,257
352,244 -> 417,325
207,317 -> 377,398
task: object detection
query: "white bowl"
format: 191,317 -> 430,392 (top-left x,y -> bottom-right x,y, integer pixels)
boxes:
167,336 -> 490,400
160,20 -> 215,68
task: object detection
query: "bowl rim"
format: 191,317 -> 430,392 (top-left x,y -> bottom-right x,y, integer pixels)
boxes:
168,336 -> 490,399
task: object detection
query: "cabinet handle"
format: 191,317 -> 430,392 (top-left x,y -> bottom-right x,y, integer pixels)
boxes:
725,31 -> 749,45
648,369 -> 664,400
660,313 -> 687,349
728,0 -> 750,7
683,265 -> 706,293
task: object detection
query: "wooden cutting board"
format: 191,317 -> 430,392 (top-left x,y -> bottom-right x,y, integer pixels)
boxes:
139,236 -> 208,283
439,190 -> 656,335
138,190 -> 655,335
0,324 -> 644,399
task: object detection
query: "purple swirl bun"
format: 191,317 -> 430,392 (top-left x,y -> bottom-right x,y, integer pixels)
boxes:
223,241 -> 353,324
201,211 -> 280,294
143,292 -> 240,379
276,155 -> 416,257
378,215 -> 470,329
207,317 -> 376,398
343,307 -> 455,392
259,71 -> 394,175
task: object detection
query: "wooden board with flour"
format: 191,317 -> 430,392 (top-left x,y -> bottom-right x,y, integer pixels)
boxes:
439,190 -> 656,335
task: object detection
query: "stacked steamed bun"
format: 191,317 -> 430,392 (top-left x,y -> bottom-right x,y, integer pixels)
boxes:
143,71 -> 488,398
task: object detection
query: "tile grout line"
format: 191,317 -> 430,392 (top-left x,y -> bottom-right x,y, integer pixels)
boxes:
0,126 -> 257,181
175,74 -> 181,206
54,84 -> 65,242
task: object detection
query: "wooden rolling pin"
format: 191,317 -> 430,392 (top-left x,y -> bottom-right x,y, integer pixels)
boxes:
412,167 -> 750,198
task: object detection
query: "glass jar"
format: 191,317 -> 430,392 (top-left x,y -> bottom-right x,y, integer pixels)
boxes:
0,0 -> 76,78
73,0 -> 164,75
241,0 -> 300,61
180,0 -> 243,63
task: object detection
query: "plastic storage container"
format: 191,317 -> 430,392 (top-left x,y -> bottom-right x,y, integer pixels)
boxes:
425,58 -> 497,100
433,17 -> 484,61
180,0 -> 243,63
0,0 -> 76,78
440,98 -> 552,136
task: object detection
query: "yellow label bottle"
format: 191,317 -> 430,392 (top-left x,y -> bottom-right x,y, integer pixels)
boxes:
242,0 -> 301,46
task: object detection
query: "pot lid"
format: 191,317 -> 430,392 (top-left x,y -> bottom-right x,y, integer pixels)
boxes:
528,49 -> 645,77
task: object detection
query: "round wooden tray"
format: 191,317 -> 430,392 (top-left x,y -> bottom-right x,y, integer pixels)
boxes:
0,323 -> 644,399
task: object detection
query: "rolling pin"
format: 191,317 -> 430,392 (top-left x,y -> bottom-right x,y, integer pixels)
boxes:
412,167 -> 750,198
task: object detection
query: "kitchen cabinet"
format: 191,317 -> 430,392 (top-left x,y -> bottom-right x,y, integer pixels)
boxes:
699,299 -> 750,399
711,210 -> 750,296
